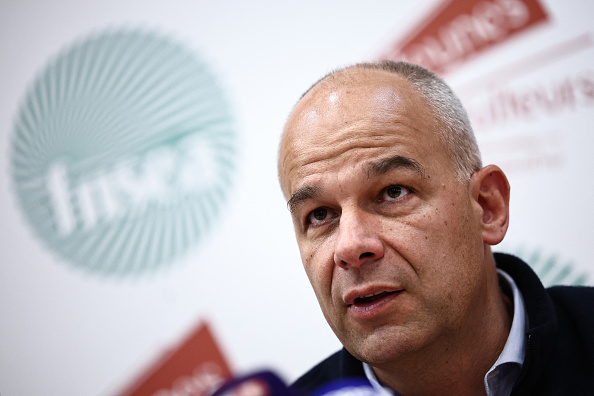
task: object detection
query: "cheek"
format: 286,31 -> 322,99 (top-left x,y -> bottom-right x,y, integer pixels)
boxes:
416,201 -> 484,296
303,251 -> 341,328
299,237 -> 334,299
388,199 -> 478,275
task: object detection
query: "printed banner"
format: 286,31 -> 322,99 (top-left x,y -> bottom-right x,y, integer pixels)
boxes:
116,322 -> 232,396
380,0 -> 549,74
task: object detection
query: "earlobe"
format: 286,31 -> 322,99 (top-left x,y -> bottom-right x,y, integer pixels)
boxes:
471,165 -> 511,245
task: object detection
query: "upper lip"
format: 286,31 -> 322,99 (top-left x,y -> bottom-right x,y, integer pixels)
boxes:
343,285 -> 403,306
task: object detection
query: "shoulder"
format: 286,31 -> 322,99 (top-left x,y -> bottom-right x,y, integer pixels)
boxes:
547,285 -> 594,331
547,283 -> 594,303
538,285 -> 594,392
495,252 -> 594,331
290,348 -> 366,395
494,253 -> 594,392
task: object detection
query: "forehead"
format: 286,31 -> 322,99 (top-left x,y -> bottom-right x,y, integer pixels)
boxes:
279,69 -> 450,197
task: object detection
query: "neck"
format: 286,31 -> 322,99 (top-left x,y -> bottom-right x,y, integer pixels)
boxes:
372,254 -> 513,396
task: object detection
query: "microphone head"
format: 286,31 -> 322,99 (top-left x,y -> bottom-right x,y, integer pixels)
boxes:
311,378 -> 385,396
210,370 -> 299,396
210,371 -> 386,396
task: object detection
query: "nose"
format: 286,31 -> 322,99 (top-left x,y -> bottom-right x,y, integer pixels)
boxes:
334,209 -> 384,269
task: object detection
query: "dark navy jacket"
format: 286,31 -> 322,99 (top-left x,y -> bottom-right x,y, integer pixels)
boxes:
291,253 -> 594,395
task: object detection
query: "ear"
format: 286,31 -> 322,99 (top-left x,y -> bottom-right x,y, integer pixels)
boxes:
470,165 -> 510,245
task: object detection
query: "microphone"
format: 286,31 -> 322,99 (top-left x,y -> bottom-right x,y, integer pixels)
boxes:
210,370 -> 298,396
210,370 -> 384,396
310,378 -> 385,396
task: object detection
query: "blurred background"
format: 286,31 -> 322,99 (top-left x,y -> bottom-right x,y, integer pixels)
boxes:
1,0 -> 593,395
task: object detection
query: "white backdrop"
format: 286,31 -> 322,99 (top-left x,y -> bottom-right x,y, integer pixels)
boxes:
1,1 -> 593,395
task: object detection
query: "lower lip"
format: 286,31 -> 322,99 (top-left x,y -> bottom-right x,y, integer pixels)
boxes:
348,291 -> 402,320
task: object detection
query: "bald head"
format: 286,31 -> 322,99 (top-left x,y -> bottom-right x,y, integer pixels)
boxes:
278,61 -> 481,197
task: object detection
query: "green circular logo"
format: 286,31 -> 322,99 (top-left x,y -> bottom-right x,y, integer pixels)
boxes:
10,29 -> 236,276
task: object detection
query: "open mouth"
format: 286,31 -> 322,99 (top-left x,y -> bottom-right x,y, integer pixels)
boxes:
354,290 -> 399,305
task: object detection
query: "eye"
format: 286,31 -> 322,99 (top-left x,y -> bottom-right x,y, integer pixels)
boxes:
306,207 -> 334,227
383,185 -> 411,201
310,207 -> 328,222
312,207 -> 327,220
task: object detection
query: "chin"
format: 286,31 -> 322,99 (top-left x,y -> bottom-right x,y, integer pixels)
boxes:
344,324 -> 425,366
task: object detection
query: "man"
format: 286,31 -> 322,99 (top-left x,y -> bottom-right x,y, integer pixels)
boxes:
277,61 -> 594,395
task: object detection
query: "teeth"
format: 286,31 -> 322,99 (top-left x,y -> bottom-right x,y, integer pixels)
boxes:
363,291 -> 385,298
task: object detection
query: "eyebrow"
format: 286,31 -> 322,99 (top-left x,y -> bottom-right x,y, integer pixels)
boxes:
286,155 -> 424,215
287,185 -> 320,215
367,155 -> 425,178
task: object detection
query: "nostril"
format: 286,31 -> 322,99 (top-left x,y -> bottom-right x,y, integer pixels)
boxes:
359,252 -> 374,259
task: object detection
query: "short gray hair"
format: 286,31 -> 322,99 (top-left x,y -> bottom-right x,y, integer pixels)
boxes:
304,61 -> 482,180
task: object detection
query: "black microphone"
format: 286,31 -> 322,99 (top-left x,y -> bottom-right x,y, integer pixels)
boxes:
308,377 -> 385,396
210,370 -> 298,396
210,370 -> 384,396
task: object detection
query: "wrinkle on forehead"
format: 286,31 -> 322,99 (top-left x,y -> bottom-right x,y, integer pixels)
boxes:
289,126 -> 402,169
282,136 -> 409,201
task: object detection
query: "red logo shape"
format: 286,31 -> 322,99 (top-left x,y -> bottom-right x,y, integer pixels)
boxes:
379,0 -> 549,74
115,321 -> 232,396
